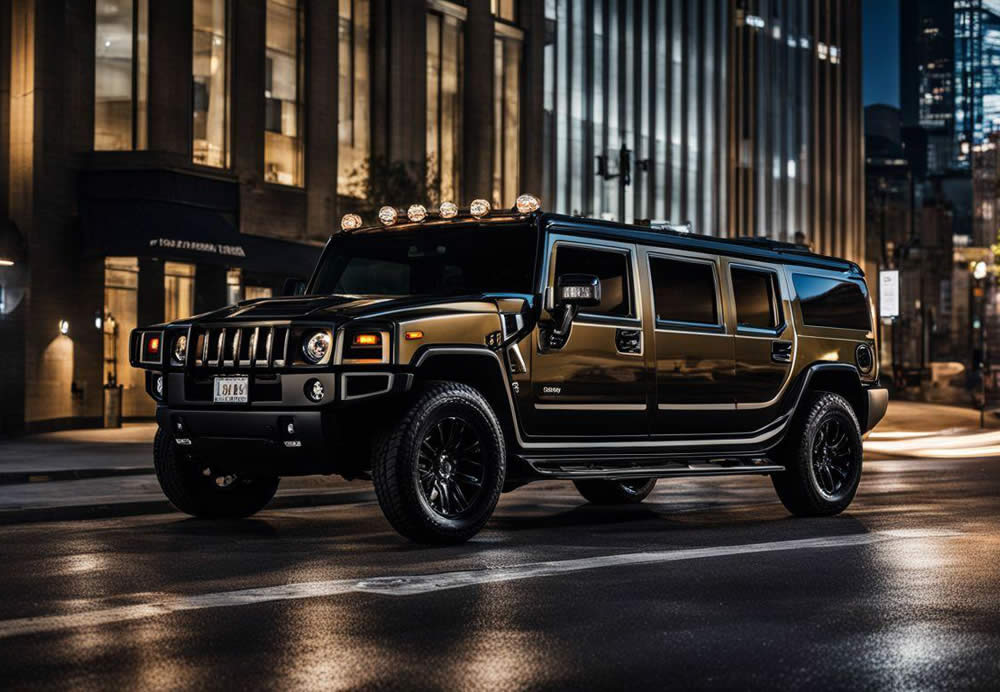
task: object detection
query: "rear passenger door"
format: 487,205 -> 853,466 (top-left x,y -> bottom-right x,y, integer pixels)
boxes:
725,260 -> 794,431
646,248 -> 737,436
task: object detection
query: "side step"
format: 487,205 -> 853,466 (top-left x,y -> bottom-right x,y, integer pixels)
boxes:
520,456 -> 784,481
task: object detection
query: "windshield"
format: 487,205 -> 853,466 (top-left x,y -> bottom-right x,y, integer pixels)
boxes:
309,223 -> 538,296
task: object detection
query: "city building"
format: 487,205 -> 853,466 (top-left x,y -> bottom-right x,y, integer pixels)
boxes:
0,0 -> 863,435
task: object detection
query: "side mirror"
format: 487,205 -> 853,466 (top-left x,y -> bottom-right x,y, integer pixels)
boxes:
543,274 -> 601,349
282,278 -> 307,297
556,274 -> 602,308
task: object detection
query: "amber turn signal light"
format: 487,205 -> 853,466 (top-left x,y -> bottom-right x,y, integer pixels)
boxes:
353,333 -> 381,346
404,331 -> 424,341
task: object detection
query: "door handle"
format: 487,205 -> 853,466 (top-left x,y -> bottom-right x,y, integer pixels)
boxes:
771,340 -> 793,363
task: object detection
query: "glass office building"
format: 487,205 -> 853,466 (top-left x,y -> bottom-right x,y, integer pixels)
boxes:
542,0 -> 863,262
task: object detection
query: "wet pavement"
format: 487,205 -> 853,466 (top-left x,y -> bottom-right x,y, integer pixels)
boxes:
1,442 -> 998,689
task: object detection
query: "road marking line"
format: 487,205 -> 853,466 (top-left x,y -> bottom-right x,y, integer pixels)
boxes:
0,529 -> 961,640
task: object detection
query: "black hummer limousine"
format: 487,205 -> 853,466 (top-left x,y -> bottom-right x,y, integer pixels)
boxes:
131,195 -> 888,543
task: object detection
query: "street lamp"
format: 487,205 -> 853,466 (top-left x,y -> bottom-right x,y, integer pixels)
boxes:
974,260 -> 988,280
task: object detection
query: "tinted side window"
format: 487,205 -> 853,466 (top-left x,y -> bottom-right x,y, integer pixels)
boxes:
553,245 -> 632,316
732,267 -> 780,329
793,274 -> 871,330
650,257 -> 719,325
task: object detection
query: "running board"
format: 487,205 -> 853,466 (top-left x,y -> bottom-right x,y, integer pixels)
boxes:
521,456 -> 784,480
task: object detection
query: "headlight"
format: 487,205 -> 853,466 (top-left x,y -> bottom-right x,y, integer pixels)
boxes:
173,335 -> 188,363
302,331 -> 332,364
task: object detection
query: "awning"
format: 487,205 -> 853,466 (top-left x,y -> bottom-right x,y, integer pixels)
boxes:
81,199 -> 322,278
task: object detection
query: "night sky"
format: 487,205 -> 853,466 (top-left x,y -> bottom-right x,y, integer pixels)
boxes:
863,0 -> 900,107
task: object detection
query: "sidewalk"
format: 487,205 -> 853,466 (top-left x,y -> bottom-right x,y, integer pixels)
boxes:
0,400 -> 992,523
0,423 -> 373,523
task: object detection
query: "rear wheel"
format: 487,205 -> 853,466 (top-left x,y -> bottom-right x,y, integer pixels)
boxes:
573,478 -> 657,505
153,427 -> 279,519
771,392 -> 863,516
371,382 -> 506,544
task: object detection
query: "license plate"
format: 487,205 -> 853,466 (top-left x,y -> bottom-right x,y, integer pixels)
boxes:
214,376 -> 249,404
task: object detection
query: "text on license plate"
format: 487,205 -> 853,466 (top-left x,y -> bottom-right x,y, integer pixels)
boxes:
214,377 -> 249,403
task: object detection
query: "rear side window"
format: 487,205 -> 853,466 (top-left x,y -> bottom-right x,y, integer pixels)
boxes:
553,245 -> 632,317
649,257 -> 719,326
793,274 -> 871,330
732,267 -> 781,330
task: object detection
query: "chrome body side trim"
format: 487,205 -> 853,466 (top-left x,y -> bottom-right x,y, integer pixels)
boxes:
534,403 -> 647,411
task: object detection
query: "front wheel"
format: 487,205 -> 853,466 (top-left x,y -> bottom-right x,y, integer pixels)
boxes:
771,392 -> 863,516
573,478 -> 657,504
371,383 -> 506,544
153,428 -> 279,518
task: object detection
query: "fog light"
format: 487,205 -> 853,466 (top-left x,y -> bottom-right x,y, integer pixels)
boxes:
407,204 -> 427,222
305,379 -> 325,402
470,199 -> 491,218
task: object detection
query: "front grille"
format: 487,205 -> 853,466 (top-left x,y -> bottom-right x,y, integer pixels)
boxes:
190,325 -> 290,370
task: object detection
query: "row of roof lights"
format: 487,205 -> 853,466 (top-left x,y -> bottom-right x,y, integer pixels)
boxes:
340,194 -> 541,231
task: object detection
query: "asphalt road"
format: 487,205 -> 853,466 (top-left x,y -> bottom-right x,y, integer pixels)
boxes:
1,452 -> 998,690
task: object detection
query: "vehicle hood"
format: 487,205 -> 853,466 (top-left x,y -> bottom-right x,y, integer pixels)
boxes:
179,293 -> 531,325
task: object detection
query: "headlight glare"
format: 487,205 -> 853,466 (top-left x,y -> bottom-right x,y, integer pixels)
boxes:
173,335 -> 188,363
302,331 -> 332,364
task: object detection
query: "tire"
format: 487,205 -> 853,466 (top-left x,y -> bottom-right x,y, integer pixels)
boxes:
573,478 -> 657,505
153,427 -> 280,519
771,391 -> 863,517
371,382 -> 506,544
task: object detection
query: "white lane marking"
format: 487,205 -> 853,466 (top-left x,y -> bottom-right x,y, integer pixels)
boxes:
0,529 -> 961,640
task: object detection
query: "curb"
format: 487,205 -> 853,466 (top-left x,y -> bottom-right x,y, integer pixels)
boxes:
0,489 -> 377,525
0,467 -> 153,486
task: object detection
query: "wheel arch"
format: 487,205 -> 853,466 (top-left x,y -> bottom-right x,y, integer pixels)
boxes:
799,362 -> 866,427
410,348 -> 521,447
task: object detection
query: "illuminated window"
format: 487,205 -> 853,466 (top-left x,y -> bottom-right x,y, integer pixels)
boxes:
164,262 -> 196,323
265,0 -> 305,186
491,0 -> 516,22
244,285 -> 273,301
427,10 -> 464,203
226,268 -> 242,305
95,0 -> 148,150
338,0 -> 371,196
104,257 -> 149,416
193,0 -> 230,168
493,33 -> 521,208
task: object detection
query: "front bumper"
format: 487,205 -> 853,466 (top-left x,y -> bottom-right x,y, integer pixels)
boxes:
865,386 -> 889,432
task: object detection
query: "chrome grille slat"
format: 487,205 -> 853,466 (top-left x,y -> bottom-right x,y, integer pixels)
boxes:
188,324 -> 292,371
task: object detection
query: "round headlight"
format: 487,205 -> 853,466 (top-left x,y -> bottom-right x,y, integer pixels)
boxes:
173,335 -> 188,363
303,331 -> 332,364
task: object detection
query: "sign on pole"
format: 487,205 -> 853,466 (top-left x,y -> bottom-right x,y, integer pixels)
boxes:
879,270 -> 899,319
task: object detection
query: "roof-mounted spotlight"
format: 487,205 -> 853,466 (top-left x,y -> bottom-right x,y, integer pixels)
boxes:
515,193 -> 541,214
340,213 -> 363,231
407,204 -> 428,223
439,201 -> 458,219
470,199 -> 491,218
378,206 -> 399,226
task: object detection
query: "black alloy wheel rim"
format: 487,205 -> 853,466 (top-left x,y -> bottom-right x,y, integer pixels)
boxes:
417,416 -> 486,518
811,416 -> 856,498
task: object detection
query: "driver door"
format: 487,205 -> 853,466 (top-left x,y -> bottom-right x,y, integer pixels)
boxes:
524,235 -> 651,438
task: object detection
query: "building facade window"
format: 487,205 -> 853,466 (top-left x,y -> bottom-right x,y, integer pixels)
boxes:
95,0 -> 148,150
226,268 -> 242,305
193,0 -> 230,168
164,262 -> 196,323
427,9 -> 464,203
104,257 -> 149,417
491,0 -> 516,22
245,285 -> 273,301
493,29 -> 522,208
338,0 -> 371,196
265,0 -> 305,186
